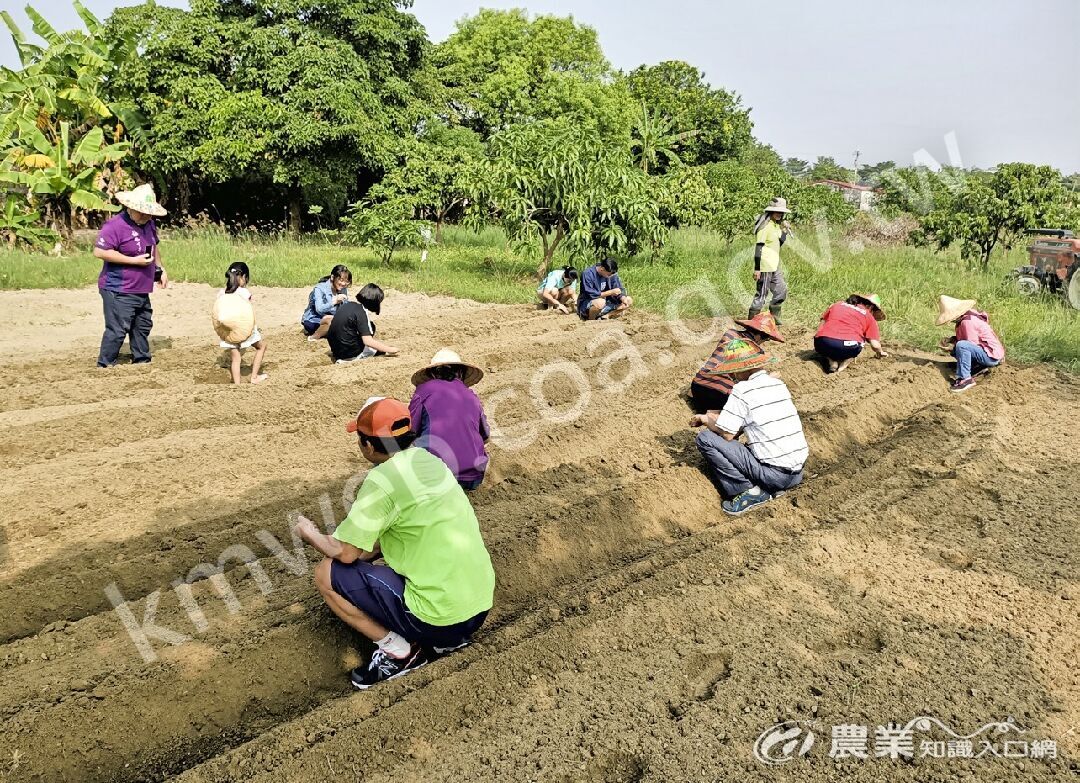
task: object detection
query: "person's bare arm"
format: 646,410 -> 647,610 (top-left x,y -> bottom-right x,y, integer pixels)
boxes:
154,245 -> 169,288
362,335 -> 399,356
869,338 -> 888,357
293,515 -> 373,563
93,247 -> 151,266
689,411 -> 738,439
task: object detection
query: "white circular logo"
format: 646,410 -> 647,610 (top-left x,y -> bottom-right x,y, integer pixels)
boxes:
753,721 -> 816,766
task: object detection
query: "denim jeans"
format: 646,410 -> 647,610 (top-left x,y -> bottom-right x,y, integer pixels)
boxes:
695,429 -> 803,499
954,339 -> 1000,380
98,289 -> 153,366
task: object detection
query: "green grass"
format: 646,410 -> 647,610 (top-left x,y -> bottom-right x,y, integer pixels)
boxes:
1,224 -> 1077,371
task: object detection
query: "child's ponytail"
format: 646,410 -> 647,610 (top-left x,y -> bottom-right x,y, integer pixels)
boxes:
225,261 -> 250,294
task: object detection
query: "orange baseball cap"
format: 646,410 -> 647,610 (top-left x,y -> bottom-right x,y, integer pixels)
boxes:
345,397 -> 412,437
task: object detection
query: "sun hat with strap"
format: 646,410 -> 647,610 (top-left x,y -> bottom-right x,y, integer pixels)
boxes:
115,183 -> 167,217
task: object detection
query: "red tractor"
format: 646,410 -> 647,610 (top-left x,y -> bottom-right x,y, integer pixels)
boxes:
1012,229 -> 1080,309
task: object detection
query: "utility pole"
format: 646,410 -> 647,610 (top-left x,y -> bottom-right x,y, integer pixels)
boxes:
852,150 -> 861,184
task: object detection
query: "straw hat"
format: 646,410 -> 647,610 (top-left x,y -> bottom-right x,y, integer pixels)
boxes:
936,295 -> 977,326
852,293 -> 887,321
115,183 -> 167,217
733,311 -> 785,342
763,197 -> 791,215
706,338 -> 778,376
411,349 -> 484,387
212,293 -> 255,344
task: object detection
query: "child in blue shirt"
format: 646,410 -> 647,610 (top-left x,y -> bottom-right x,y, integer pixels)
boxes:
536,266 -> 579,314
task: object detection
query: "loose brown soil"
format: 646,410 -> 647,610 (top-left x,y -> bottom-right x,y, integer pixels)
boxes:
0,284 -> 1076,782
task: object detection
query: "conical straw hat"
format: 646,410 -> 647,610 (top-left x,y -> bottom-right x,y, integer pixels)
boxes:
936,295 -> 977,326
411,349 -> 484,387
212,293 -> 255,344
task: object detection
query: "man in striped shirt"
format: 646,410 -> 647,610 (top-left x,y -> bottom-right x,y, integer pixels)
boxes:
691,340 -> 808,515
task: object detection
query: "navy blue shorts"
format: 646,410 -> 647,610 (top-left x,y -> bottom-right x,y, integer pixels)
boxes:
815,336 -> 863,361
330,560 -> 488,649
302,315 -> 324,335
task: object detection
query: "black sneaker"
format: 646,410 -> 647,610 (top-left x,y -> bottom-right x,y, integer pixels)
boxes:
350,646 -> 428,690
430,639 -> 472,660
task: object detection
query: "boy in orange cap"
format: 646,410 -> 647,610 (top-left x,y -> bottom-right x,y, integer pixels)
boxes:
293,397 -> 495,688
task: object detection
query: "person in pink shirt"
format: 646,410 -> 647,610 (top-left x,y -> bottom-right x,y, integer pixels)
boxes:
936,295 -> 1005,394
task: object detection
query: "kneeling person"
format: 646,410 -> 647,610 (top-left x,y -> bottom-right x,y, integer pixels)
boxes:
294,397 -> 495,688
327,283 -> 399,363
691,340 -> 808,516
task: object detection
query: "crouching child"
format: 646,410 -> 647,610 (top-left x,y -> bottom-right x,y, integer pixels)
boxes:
293,397 -> 495,688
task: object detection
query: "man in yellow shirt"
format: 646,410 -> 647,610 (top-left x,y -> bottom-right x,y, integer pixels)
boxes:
750,197 -> 792,323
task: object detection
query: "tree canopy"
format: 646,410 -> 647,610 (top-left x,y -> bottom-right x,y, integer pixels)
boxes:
105,0 -> 430,232
467,118 -> 664,275
434,9 -> 629,143
624,61 -> 752,166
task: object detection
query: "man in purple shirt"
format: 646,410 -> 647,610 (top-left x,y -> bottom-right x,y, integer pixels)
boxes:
409,350 -> 490,490
94,184 -> 169,367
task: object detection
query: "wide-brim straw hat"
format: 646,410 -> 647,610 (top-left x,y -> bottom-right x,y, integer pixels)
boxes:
411,349 -> 484,387
936,295 -> 977,326
116,183 -> 167,217
212,293 -> 255,344
852,293 -> 887,321
707,338 -> 778,376
733,311 -> 785,342
763,197 -> 791,214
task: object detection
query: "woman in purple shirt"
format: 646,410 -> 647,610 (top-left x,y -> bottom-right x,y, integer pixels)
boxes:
93,184 -> 168,367
409,350 -> 490,491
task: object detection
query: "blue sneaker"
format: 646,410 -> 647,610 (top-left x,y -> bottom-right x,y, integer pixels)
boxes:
722,487 -> 773,516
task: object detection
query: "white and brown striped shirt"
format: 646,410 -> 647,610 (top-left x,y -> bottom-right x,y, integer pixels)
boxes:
716,370 -> 808,471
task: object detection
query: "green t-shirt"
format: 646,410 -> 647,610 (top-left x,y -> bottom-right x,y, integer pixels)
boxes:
333,448 -> 495,626
755,220 -> 783,273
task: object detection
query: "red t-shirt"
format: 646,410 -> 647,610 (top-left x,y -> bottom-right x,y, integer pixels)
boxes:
816,302 -> 880,343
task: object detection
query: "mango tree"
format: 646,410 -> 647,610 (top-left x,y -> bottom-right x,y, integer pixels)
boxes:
467,119 -> 665,276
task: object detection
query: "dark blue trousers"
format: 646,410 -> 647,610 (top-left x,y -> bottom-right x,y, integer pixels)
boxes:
98,289 -> 153,367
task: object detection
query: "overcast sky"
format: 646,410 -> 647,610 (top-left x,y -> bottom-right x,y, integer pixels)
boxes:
2,0 -> 1077,171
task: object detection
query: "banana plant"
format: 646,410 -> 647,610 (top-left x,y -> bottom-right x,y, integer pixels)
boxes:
1,120 -> 128,236
0,194 -> 57,249
0,1 -> 141,242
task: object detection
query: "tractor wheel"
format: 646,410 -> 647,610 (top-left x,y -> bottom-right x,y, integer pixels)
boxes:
1014,274 -> 1041,297
1067,262 -> 1080,310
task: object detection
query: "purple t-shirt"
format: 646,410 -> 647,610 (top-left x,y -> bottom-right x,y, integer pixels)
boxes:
409,378 -> 489,484
96,212 -> 159,294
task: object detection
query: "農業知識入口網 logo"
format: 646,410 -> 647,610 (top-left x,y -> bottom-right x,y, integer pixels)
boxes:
752,721 -> 816,766
753,716 -> 1059,766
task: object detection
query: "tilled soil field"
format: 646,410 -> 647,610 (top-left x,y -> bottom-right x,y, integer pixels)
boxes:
0,284 -> 1076,783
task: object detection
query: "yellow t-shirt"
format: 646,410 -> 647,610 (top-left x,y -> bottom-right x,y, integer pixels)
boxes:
755,221 -> 783,273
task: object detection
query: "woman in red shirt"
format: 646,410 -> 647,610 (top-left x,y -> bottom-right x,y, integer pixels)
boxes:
814,293 -> 889,374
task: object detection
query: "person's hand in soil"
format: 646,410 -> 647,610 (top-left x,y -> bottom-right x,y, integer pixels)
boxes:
689,413 -> 708,428
557,304 -> 570,315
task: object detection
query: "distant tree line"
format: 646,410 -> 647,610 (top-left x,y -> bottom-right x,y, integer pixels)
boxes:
0,1 -> 1076,272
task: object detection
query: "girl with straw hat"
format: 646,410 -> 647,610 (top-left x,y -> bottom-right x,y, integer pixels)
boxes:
936,295 -> 1004,393
409,350 -> 490,491
814,293 -> 889,374
93,183 -> 169,367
